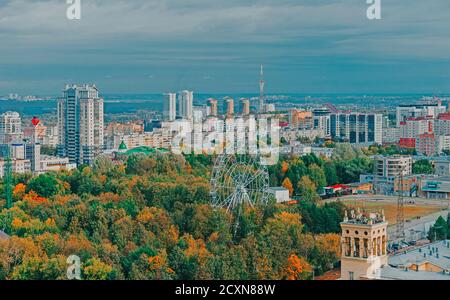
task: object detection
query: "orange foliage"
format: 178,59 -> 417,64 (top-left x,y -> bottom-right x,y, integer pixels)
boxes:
98,192 -> 120,204
284,254 -> 312,280
281,161 -> 289,174
282,178 -> 294,196
13,183 -> 26,197
184,235 -> 210,259
23,191 -> 49,206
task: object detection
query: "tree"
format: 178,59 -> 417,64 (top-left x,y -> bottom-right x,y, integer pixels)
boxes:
282,178 -> 294,196
297,176 -> 320,203
323,161 -> 338,186
413,159 -> 434,174
428,216 -> 448,242
26,173 -> 62,198
308,164 -> 327,190
282,254 -> 312,280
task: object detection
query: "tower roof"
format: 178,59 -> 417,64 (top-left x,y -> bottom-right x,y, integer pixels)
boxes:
118,141 -> 128,150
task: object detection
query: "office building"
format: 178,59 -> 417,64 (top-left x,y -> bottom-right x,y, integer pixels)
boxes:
57,84 -> 104,165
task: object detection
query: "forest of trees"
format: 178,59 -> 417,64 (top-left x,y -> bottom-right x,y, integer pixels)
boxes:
0,145 -> 372,280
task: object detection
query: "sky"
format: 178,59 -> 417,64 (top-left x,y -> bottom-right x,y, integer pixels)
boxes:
0,0 -> 450,95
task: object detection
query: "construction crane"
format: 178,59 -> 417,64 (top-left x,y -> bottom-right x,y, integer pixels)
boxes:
3,147 -> 13,209
396,165 -> 406,243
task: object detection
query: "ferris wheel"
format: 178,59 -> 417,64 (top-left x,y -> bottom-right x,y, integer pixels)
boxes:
210,154 -> 270,212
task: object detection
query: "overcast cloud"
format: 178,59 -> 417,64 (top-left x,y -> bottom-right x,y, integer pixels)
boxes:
0,0 -> 450,94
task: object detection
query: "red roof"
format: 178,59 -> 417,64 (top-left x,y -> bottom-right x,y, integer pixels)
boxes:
330,184 -> 349,190
439,113 -> 450,120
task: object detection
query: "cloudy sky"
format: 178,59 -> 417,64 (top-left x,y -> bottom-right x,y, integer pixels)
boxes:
0,0 -> 450,95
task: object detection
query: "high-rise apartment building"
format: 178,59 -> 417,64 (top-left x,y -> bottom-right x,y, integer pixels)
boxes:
313,108 -> 331,137
330,113 -> 382,145
289,109 -> 313,130
225,98 -> 234,118
0,111 -> 22,144
57,84 -> 104,165
207,99 -> 218,117
396,103 -> 446,127
241,99 -> 250,116
163,93 -> 177,121
178,90 -> 193,120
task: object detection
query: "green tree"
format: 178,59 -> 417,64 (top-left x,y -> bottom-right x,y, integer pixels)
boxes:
413,159 -> 434,174
26,173 -> 62,198
297,176 -> 320,203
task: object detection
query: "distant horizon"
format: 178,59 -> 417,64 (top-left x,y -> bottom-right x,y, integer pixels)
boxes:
1,1 -> 450,95
2,91 -> 450,99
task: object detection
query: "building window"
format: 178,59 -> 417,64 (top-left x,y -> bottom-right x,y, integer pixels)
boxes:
349,272 -> 354,280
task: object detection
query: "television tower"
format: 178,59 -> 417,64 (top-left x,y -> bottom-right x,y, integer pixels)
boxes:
259,65 -> 265,113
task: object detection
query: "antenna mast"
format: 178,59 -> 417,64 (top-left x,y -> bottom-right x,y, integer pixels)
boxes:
259,65 -> 265,113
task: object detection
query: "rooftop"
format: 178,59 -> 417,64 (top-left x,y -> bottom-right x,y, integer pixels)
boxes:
380,265 -> 450,280
389,240 -> 450,271
342,208 -> 386,226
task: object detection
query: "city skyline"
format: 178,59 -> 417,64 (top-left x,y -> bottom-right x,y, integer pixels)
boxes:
1,0 -> 450,95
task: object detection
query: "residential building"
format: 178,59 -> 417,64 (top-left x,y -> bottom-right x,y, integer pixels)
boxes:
241,99 -> 250,116
289,109 -> 313,130
399,116 -> 433,139
0,159 -> 31,178
416,133 -> 441,156
225,98 -> 234,118
178,90 -> 193,120
330,113 -> 382,145
313,108 -> 331,137
207,99 -> 218,117
57,84 -> 104,166
374,155 -> 412,177
396,103 -> 445,127
0,111 -> 22,144
163,93 -> 177,121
